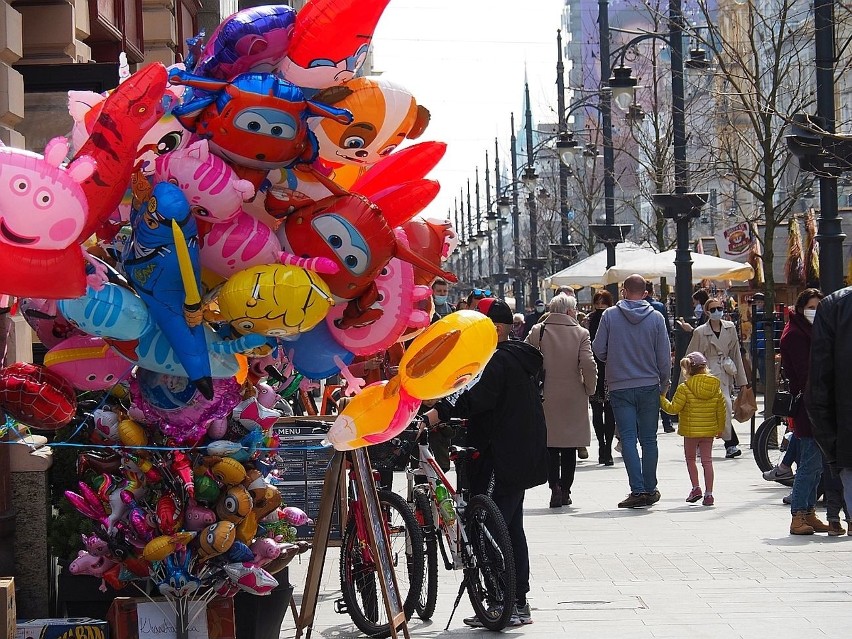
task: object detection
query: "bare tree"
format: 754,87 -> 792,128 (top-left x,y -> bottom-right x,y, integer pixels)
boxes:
691,0 -> 822,402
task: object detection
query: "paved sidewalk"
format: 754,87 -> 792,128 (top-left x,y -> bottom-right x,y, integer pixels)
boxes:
282,416 -> 852,638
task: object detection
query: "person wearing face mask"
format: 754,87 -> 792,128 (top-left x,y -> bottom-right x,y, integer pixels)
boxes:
522,299 -> 547,339
430,278 -> 455,321
510,313 -> 526,340
686,298 -> 750,458
781,288 -> 836,534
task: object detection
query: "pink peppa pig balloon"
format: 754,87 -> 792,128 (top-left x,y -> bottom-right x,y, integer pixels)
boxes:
0,138 -> 97,298
280,506 -> 312,527
44,334 -> 132,390
325,229 -> 431,356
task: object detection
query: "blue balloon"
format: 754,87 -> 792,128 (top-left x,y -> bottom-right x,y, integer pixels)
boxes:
124,182 -> 213,396
287,321 -> 354,379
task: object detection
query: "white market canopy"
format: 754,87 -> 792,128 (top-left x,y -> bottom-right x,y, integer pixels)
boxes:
543,242 -> 658,288
602,249 -> 755,284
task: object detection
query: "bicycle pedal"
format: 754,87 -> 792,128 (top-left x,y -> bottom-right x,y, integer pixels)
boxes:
333,598 -> 348,614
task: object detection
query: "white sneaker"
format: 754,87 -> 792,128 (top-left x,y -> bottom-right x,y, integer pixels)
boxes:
763,465 -> 794,481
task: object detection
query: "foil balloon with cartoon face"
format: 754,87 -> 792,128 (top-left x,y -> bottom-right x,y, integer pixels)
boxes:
215,264 -> 334,338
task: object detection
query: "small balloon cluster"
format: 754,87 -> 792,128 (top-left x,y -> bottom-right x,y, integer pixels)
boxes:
61,401 -> 313,597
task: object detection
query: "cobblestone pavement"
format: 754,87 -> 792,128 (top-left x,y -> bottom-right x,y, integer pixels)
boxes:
282,413 -> 852,638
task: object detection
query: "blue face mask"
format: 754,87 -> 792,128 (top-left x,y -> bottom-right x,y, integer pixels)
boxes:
434,295 -> 448,305
709,309 -> 724,320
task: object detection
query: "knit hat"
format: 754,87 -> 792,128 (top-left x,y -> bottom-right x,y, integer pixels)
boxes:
685,351 -> 707,367
476,298 -> 514,325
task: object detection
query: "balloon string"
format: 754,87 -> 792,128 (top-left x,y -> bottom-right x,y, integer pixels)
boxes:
0,439 -> 329,452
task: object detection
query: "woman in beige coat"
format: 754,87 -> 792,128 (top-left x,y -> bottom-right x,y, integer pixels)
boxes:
526,294 -> 597,508
686,298 -> 749,458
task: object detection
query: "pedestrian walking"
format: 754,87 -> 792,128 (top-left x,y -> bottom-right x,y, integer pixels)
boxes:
592,274 -> 671,509
587,290 -> 616,465
783,288 -> 831,535
526,294 -> 597,508
425,297 -> 548,625
660,352 -> 726,506
685,297 -> 750,458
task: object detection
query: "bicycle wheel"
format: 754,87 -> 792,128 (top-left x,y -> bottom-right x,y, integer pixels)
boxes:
464,494 -> 516,631
339,490 -> 424,637
413,486 -> 438,620
754,415 -> 794,485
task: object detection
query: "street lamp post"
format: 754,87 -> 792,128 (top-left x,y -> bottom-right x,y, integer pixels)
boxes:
814,0 -> 844,294
605,0 -> 709,378
522,82 -> 548,305
509,113 -> 525,306
493,137 -> 509,298
484,150 -> 494,288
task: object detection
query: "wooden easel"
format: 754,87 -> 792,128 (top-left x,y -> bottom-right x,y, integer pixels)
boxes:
295,449 -> 409,639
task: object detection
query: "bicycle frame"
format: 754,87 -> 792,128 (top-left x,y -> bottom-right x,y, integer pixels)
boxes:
405,427 -> 470,570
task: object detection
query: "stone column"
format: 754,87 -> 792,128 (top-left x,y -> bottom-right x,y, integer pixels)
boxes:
142,0 -> 176,66
0,0 -> 22,146
9,437 -> 52,618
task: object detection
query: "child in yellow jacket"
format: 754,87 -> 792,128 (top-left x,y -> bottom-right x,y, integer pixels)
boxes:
661,352 -> 727,506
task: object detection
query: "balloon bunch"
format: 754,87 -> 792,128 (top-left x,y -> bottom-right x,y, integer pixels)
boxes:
0,0 -> 485,610
64,402 -> 312,597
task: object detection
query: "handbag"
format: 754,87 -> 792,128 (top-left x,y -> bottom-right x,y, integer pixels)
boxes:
772,364 -> 801,417
733,385 -> 757,422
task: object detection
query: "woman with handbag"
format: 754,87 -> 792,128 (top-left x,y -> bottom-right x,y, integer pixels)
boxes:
526,293 -> 598,508
781,288 -> 838,535
686,298 -> 750,458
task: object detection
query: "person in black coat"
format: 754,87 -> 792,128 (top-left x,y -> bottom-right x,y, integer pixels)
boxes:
424,298 -> 548,625
587,290 -> 616,464
808,286 -> 852,532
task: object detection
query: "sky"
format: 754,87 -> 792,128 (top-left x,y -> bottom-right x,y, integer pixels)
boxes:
370,0 -> 567,223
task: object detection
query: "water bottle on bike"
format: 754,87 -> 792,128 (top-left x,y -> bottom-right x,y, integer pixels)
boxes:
435,479 -> 456,525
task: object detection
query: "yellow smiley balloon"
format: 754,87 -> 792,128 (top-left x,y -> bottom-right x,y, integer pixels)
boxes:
398,310 -> 497,400
217,264 -> 334,338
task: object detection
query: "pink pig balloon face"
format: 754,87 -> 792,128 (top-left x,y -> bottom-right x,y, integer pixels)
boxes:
0,138 -> 94,250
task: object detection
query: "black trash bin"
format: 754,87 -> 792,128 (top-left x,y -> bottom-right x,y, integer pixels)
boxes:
234,568 -> 293,639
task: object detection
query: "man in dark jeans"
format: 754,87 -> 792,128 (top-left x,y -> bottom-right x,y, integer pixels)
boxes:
424,298 -> 548,627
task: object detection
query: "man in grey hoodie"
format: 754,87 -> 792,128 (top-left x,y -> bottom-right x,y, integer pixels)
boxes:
592,274 -> 671,508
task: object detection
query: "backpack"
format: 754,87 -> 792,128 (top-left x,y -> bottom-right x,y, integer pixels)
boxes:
520,324 -> 547,401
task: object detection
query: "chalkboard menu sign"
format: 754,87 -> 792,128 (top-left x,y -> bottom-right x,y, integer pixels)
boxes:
272,417 -> 342,541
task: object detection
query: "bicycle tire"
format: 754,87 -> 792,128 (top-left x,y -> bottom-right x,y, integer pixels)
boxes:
339,490 -> 424,637
754,416 -> 794,486
413,486 -> 438,620
465,494 -> 516,631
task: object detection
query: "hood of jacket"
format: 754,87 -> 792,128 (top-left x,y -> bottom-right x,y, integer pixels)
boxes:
685,373 -> 721,400
615,299 -> 655,324
497,340 -> 543,376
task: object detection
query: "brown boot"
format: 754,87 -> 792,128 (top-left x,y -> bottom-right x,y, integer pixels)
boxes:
562,487 -> 572,506
549,484 -> 562,508
790,512 -> 815,535
805,509 -> 831,533
828,521 -> 846,536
